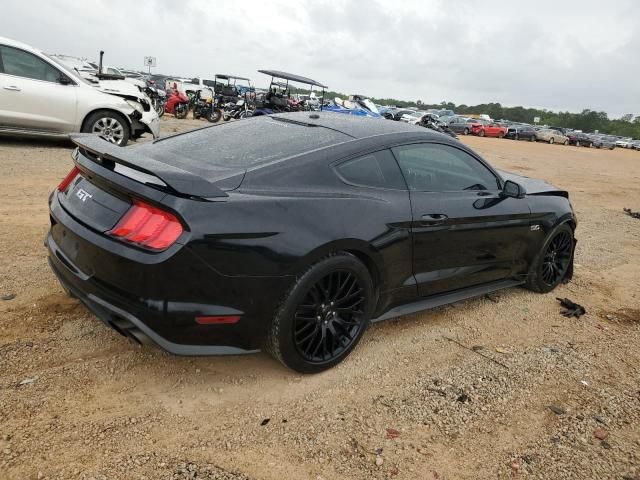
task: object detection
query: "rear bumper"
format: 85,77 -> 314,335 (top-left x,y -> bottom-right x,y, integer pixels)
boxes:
47,236 -> 258,356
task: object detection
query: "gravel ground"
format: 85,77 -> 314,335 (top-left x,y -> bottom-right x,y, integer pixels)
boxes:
1,117 -> 639,480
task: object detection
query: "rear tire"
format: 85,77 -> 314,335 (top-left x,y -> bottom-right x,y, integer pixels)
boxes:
525,223 -> 574,293
266,253 -> 374,373
463,128 -> 469,135
529,135 -> 535,142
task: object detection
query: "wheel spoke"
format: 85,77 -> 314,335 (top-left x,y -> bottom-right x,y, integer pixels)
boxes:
292,269 -> 366,363
540,231 -> 572,286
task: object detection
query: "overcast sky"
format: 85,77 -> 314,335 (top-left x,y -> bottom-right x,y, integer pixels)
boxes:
2,0 -> 638,117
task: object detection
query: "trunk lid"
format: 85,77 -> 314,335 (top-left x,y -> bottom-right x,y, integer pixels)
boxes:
70,134 -> 245,197
59,173 -> 131,232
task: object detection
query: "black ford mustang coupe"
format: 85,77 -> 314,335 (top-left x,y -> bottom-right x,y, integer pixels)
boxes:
47,113 -> 576,372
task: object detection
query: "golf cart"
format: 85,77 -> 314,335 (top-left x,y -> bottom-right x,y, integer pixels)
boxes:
323,94 -> 382,118
253,70 -> 327,116
212,74 -> 253,101
212,74 -> 255,121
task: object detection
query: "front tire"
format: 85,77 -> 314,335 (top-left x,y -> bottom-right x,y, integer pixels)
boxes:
174,103 -> 188,119
463,128 -> 469,135
526,224 -> 574,293
82,110 -> 130,146
549,137 -> 555,144
208,108 -> 222,123
266,254 -> 374,373
478,129 -> 485,137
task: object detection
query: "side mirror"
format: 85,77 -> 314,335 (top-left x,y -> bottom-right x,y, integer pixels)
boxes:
58,75 -> 73,85
501,179 -> 526,199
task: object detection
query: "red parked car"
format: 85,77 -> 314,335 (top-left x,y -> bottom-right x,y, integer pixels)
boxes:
471,121 -> 508,138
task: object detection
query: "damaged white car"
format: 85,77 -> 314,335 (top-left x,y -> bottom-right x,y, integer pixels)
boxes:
0,37 -> 159,146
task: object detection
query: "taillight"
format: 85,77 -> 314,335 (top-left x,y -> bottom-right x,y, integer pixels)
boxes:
58,167 -> 80,193
108,200 -> 183,251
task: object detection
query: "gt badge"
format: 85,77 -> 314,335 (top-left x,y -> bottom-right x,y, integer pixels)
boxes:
530,224 -> 540,231
76,188 -> 92,202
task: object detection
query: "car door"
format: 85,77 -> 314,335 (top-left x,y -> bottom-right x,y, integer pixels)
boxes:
484,124 -> 497,136
0,45 -> 77,133
333,148 -> 415,303
391,142 -> 531,297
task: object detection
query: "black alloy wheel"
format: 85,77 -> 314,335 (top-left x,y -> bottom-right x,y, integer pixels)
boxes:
541,230 -> 573,286
266,254 -> 373,373
293,270 -> 365,363
526,224 -> 574,293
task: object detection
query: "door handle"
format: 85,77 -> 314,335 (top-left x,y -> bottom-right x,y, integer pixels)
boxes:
420,214 -> 448,226
4,86 -> 21,91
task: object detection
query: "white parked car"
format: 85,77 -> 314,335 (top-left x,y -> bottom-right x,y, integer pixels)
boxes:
615,137 -> 633,148
0,37 -> 159,146
400,110 -> 427,124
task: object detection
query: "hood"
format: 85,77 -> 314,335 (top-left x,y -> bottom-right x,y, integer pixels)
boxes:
497,169 -> 568,197
95,79 -> 147,101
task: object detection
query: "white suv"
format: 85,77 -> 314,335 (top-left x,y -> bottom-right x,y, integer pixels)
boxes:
0,37 -> 159,146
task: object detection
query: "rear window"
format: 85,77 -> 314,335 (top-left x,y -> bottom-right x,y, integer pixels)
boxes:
152,118 -> 351,168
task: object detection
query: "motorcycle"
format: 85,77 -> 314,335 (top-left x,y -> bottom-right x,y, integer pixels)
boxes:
144,79 -> 166,118
165,85 -> 190,119
192,88 -> 222,123
222,98 -> 253,121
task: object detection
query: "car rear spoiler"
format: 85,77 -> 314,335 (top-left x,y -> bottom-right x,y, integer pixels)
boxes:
70,134 -> 228,198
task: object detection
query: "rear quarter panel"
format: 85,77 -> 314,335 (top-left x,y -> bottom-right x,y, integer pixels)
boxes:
181,142 -> 415,296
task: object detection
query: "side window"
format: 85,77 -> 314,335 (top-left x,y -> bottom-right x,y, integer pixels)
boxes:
0,46 -> 61,82
336,149 -> 406,189
392,143 -> 500,192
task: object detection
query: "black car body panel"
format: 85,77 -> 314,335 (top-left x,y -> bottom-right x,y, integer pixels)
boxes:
567,132 -> 592,147
48,112 -> 576,356
505,125 -> 536,140
448,118 -> 477,134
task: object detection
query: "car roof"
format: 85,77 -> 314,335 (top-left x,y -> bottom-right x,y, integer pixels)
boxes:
269,111 -> 442,140
0,36 -> 41,53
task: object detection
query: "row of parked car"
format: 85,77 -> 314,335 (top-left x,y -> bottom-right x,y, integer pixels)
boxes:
379,106 -> 640,150
503,124 -> 640,150
2,34 -> 638,152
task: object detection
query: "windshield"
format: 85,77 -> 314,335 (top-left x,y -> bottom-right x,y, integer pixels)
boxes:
362,98 -> 379,114
43,53 -> 94,85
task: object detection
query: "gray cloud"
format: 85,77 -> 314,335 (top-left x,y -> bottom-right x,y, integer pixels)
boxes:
1,0 -> 638,116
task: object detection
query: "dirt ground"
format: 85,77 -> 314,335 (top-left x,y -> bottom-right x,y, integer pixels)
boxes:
1,117 -> 639,480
